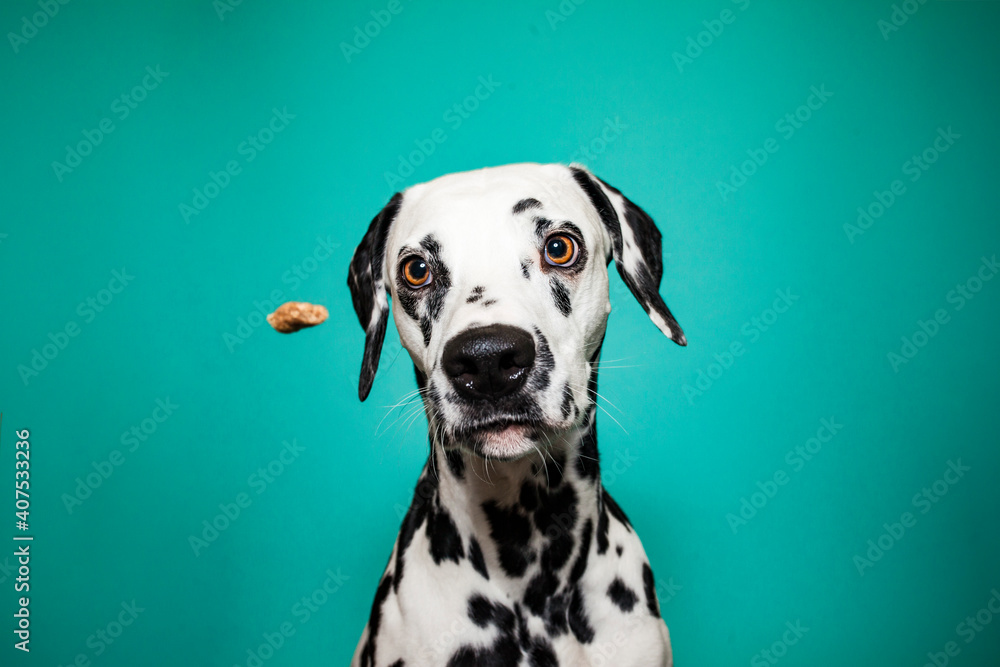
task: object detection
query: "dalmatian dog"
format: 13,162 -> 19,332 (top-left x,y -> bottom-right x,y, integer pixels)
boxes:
347,163 -> 685,667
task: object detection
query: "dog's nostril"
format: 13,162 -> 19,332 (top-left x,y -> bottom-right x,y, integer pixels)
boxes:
498,353 -> 518,371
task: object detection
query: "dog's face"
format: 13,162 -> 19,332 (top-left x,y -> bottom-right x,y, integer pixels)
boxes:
348,163 -> 685,460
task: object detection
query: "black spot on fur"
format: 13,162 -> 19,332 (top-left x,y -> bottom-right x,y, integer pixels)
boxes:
568,586 -> 595,643
643,562 -> 661,618
466,286 -> 485,303
482,500 -> 533,578
607,577 -> 638,612
426,271 -> 449,321
596,500 -> 609,555
520,259 -> 531,279
482,298 -> 497,307
519,480 -> 539,512
560,384 -> 573,420
529,328 -> 553,392
616,544 -> 623,556
394,474 -> 435,591
513,198 -> 542,214
396,284 -> 419,320
359,572 -> 393,667
388,661 -> 404,667
419,234 -> 442,256
604,489 -> 633,531
533,484 -> 577,544
449,597 -> 521,667
575,419 -> 599,481
516,603 -> 531,648
426,501 -> 464,565
541,528 -> 574,573
543,591 -> 569,636
468,537 -> 489,580
543,452 -> 566,488
575,358 -> 601,480
445,448 -> 465,479
550,279 -> 571,316
534,216 -> 556,239
528,639 -> 558,667
523,570 -> 559,616
419,316 -> 433,347
471,595 -> 517,633
569,519 -> 592,584
469,594 -> 498,627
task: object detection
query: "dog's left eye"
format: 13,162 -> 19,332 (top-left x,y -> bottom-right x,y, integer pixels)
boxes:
401,256 -> 432,288
544,233 -> 579,267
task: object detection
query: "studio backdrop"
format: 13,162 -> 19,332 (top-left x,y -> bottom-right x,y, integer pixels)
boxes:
2,0 -> 999,665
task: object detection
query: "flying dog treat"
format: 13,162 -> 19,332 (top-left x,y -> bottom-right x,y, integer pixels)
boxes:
267,301 -> 329,333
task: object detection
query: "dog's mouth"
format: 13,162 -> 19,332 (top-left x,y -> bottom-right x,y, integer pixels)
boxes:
451,416 -> 547,460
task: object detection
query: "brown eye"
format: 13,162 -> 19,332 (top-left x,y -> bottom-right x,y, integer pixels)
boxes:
544,234 -> 578,267
402,256 -> 432,287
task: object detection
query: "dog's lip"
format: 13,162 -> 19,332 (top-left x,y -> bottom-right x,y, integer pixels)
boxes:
454,417 -> 543,438
458,418 -> 543,461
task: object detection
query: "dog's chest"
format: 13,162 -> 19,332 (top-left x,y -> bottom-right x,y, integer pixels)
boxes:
353,464 -> 671,667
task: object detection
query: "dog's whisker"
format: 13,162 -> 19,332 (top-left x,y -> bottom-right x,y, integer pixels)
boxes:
530,441 -> 550,489
402,405 -> 428,434
374,387 -> 429,436
594,402 -> 629,435
375,398 -> 426,437
567,381 -> 625,415
380,387 -> 426,409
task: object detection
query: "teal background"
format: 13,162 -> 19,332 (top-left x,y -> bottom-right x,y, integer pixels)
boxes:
2,0 -> 999,665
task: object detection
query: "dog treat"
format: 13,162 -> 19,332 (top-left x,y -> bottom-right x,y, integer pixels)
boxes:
267,301 -> 328,333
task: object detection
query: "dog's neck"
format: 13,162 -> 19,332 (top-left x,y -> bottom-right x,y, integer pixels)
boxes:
413,414 -> 605,588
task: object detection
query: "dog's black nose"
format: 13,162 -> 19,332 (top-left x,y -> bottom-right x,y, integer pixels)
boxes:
442,325 -> 536,401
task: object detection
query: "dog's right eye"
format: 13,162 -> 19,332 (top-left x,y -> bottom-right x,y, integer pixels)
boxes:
544,233 -> 579,267
401,256 -> 432,288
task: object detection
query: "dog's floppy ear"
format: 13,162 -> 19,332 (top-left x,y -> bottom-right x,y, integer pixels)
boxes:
347,192 -> 404,401
569,165 -> 686,346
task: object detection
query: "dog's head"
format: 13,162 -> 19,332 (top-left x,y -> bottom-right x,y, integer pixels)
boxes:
348,163 -> 685,460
